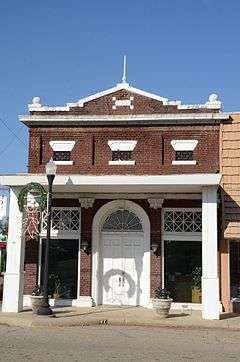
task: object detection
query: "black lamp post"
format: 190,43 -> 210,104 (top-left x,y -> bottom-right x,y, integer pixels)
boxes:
37,158 -> 57,316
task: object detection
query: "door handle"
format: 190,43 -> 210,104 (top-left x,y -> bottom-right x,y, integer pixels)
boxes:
119,277 -> 121,286
122,275 -> 125,286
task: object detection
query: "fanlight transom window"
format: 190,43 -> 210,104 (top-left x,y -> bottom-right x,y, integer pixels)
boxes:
102,210 -> 143,232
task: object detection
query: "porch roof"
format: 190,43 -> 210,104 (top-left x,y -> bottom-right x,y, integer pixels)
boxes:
0,173 -> 221,193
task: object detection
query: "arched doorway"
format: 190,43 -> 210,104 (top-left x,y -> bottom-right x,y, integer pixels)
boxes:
92,200 -> 150,307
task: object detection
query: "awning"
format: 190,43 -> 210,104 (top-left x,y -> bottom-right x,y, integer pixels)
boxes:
0,173 -> 222,194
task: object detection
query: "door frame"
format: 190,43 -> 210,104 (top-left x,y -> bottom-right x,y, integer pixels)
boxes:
92,200 -> 150,306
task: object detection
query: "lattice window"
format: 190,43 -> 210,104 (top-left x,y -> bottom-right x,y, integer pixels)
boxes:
164,210 -> 202,233
102,210 -> 143,232
41,208 -> 80,233
112,151 -> 132,161
175,151 -> 193,161
53,151 -> 71,162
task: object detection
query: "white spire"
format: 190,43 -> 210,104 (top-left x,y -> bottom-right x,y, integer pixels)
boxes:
121,55 -> 127,83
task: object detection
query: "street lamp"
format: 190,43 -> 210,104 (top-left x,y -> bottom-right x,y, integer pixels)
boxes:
37,158 -> 57,315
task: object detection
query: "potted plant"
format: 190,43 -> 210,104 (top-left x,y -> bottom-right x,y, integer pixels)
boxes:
152,288 -> 173,318
30,285 -> 45,314
49,274 -> 63,299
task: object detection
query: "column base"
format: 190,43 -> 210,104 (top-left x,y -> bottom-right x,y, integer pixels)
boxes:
2,272 -> 24,313
72,296 -> 94,307
202,277 -> 220,320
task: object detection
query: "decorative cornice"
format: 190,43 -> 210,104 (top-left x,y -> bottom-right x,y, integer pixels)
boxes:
148,198 -> 164,209
79,198 -> 95,208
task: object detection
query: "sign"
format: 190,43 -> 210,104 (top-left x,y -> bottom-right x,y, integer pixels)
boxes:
0,196 -> 7,220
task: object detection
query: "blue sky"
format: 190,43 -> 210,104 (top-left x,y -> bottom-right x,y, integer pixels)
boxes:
0,0 -> 240,173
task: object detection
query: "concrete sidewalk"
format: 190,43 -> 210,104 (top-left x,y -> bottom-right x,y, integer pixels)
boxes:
1,306 -> 240,330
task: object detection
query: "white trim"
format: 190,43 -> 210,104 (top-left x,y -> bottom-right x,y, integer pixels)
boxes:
171,140 -> 198,151
0,174 -> 222,187
53,161 -> 74,165
49,141 -> 75,152
54,193 -> 202,200
108,140 -> 137,151
91,200 -> 150,307
172,161 -> 197,165
20,112 -> 229,126
108,160 -> 135,165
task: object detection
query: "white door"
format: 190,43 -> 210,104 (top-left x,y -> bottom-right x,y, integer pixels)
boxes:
102,232 -> 144,306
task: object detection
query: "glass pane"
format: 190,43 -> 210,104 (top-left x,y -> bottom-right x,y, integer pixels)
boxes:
102,210 -> 143,232
164,240 -> 202,303
41,239 -> 78,299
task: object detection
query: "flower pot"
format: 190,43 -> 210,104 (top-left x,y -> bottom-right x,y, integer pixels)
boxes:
30,295 -> 45,314
152,298 -> 173,318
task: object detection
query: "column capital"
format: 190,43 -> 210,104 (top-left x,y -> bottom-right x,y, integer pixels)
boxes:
79,198 -> 95,209
148,198 -> 164,209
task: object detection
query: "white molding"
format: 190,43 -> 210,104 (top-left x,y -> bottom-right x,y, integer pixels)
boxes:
49,140 -> 75,152
108,160 -> 135,165
54,161 -> 74,165
108,140 -> 137,151
54,193 -> 202,200
172,160 -> 197,165
171,140 -> 198,151
148,198 -> 164,209
0,174 -> 222,187
20,112 -> 229,127
79,198 -> 95,208
91,200 -> 150,307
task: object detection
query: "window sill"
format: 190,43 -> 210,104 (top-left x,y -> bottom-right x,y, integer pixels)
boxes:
53,161 -> 74,165
172,160 -> 197,165
108,160 -> 136,165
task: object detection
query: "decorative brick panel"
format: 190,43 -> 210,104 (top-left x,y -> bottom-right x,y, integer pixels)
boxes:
28,126 -> 220,175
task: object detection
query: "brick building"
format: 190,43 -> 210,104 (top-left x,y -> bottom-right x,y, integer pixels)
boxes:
1,72 -> 234,319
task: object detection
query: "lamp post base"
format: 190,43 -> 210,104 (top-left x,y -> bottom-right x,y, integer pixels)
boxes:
36,297 -> 53,316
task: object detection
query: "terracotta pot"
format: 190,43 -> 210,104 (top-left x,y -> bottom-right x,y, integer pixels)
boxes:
30,295 -> 45,314
152,298 -> 173,318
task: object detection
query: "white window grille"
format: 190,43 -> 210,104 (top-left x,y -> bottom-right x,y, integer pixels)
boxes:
164,210 -> 202,233
41,207 -> 80,234
102,210 -> 143,232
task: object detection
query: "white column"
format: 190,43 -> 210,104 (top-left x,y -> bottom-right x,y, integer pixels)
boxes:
202,186 -> 220,320
2,187 -> 25,312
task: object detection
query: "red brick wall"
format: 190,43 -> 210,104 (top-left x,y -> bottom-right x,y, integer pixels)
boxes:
28,125 -> 220,174
24,237 -> 39,294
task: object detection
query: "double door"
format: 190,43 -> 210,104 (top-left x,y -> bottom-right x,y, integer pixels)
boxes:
101,233 -> 144,306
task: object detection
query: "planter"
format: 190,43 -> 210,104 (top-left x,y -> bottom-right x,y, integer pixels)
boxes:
152,298 -> 173,318
30,295 -> 45,314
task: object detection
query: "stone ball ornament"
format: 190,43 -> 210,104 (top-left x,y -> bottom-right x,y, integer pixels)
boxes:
32,96 -> 41,105
208,93 -> 219,102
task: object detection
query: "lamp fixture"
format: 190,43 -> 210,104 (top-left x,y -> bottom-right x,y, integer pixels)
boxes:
151,241 -> 160,255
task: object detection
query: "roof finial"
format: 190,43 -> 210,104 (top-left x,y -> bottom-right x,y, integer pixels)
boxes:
122,55 -> 127,83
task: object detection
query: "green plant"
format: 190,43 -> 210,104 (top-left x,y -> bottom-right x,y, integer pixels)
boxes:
192,266 -> 202,291
32,285 -> 42,296
49,274 -> 63,298
154,287 -> 170,299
